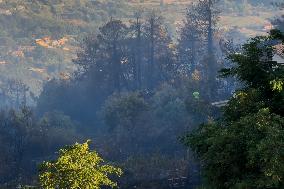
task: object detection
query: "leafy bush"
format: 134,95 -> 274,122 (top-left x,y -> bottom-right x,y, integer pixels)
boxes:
39,140 -> 123,189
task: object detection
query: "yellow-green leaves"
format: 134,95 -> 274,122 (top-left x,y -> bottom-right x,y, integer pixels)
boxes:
270,79 -> 283,92
39,140 -> 122,189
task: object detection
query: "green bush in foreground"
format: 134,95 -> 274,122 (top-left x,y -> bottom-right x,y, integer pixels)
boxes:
39,140 -> 123,189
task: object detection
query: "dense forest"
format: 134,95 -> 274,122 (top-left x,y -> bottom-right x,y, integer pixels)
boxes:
0,0 -> 283,189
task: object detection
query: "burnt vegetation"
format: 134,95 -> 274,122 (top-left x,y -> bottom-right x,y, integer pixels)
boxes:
0,0 -> 283,189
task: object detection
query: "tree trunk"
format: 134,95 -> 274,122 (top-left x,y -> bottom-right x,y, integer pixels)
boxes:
148,18 -> 155,90
207,0 -> 213,56
207,0 -> 217,101
191,40 -> 197,71
113,41 -> 121,93
135,17 -> 142,90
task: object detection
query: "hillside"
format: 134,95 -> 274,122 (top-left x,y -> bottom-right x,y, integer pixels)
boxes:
0,0 -> 281,96
0,0 -> 130,94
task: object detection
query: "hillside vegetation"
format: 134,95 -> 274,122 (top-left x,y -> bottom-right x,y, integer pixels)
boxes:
0,1 -> 283,188
0,0 -> 281,95
0,0 -> 129,94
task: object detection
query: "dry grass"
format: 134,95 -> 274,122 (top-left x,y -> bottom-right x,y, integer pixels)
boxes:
128,0 -> 281,37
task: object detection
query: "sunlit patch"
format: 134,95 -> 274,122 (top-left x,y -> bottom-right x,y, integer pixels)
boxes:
35,36 -> 69,49
28,67 -> 45,74
191,69 -> 201,81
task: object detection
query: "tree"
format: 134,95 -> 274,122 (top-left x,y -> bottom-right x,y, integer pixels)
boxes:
101,93 -> 148,131
99,19 -> 129,92
181,0 -> 220,65
0,107 -> 36,183
131,11 -> 143,90
272,1 -> 284,32
75,19 -> 129,93
221,30 -> 284,116
143,11 -> 175,90
0,107 -> 81,187
273,16 -> 284,32
37,14 -> 177,126
178,2 -> 203,73
185,109 -> 284,189
199,0 -> 220,100
1,79 -> 30,108
39,140 -> 123,189
177,0 -> 221,100
183,30 -> 284,188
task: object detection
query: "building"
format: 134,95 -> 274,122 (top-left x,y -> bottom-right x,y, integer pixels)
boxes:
273,43 -> 284,64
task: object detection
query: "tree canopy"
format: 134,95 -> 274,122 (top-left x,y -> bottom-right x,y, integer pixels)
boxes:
183,30 -> 284,189
39,140 -> 123,189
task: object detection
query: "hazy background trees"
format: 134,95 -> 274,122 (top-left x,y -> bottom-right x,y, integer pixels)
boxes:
0,1 -> 283,188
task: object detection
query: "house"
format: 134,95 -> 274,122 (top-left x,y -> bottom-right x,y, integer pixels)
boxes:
257,39 -> 284,64
273,43 -> 284,64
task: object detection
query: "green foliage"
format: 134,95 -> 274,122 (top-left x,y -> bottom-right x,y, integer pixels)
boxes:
183,30 -> 284,188
0,0 -> 130,95
185,109 -> 284,189
39,140 -> 123,189
270,79 -> 284,92
0,108 -> 81,187
97,85 -> 191,182
223,89 -> 265,121
220,30 -> 284,116
101,93 -> 149,130
151,84 -> 188,127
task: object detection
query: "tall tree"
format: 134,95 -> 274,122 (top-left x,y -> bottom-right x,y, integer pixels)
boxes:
178,2 -> 204,74
75,19 -> 129,93
99,19 -> 129,92
144,11 -> 175,90
200,0 -> 220,100
178,0 -> 220,100
272,1 -> 284,32
145,11 -> 158,90
130,11 -> 143,90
